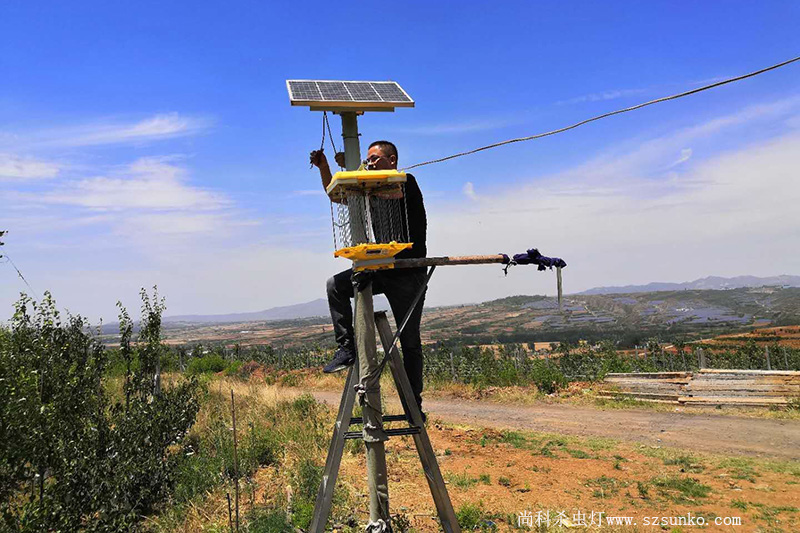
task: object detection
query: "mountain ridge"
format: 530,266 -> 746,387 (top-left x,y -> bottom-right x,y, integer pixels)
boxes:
161,275 -> 799,324
578,274 -> 800,295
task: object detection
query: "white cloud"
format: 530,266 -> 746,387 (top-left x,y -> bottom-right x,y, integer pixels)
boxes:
558,88 -> 646,105
462,181 -> 478,201
671,148 -> 693,167
58,113 -> 209,147
1,113 -> 210,150
120,212 -> 260,237
423,101 -> 800,306
0,153 -> 60,180
36,157 -> 227,211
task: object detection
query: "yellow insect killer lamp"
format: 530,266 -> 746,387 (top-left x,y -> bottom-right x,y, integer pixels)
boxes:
326,168 -> 413,270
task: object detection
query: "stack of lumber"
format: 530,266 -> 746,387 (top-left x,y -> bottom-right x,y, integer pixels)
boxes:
600,370 -> 800,406
598,372 -> 691,403
681,369 -> 800,407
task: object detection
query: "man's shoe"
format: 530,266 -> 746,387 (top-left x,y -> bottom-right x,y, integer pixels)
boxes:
323,346 -> 356,373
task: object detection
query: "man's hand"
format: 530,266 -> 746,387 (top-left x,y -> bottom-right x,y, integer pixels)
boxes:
310,150 -> 345,170
334,152 -> 345,168
310,149 -> 328,169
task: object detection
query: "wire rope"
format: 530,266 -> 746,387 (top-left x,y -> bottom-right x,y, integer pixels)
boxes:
2,253 -> 40,300
402,55 -> 800,171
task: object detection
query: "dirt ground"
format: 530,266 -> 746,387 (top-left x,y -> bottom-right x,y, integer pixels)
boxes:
308,391 -> 800,532
703,325 -> 800,349
313,391 -> 800,461
332,422 -> 799,532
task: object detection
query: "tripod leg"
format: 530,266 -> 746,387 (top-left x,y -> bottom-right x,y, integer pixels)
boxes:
375,312 -> 461,533
310,365 -> 358,533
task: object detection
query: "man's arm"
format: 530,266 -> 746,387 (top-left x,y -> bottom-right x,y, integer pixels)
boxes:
310,149 -> 345,192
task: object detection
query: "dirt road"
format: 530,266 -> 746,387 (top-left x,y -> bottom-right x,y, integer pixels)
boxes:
311,391 -> 800,460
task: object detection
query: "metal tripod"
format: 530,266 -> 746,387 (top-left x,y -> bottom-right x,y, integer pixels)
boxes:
309,309 -> 460,533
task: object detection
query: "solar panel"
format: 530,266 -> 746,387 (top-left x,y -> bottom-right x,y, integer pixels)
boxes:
286,80 -> 414,110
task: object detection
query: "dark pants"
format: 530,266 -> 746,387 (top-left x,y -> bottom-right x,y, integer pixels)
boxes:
327,268 -> 427,409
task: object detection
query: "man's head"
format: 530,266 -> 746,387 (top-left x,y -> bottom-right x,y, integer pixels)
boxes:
366,140 -> 398,170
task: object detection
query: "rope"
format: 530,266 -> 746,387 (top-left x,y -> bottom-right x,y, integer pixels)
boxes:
402,55 -> 800,170
316,111 -> 343,170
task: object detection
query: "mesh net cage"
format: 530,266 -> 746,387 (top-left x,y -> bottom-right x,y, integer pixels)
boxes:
327,171 -> 412,264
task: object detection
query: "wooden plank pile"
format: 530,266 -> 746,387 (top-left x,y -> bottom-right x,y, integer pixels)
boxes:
600,369 -> 800,407
681,369 -> 800,407
599,372 -> 691,403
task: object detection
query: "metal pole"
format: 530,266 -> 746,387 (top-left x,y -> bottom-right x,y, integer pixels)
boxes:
340,112 -> 361,171
340,112 -> 369,245
340,112 -> 389,530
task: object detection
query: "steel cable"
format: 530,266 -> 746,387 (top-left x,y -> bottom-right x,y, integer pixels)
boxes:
402,55 -> 800,171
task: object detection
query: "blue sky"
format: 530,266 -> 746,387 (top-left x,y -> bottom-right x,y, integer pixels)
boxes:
1,1 -> 799,321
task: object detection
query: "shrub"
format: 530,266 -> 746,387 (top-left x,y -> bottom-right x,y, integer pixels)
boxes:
0,289 -> 199,531
187,353 -> 229,374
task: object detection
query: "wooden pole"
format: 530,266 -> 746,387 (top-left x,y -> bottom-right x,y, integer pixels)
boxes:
354,278 -> 389,528
341,111 -> 389,529
227,493 -> 234,533
556,266 -> 563,311
231,390 -> 240,532
697,347 -> 707,369
394,254 -> 509,269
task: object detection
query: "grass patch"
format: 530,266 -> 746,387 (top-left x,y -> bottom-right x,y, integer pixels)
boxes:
730,499 -> 748,511
636,481 -> 650,500
594,395 -> 655,409
762,458 -> 800,477
565,447 -> 592,459
538,438 -> 567,458
447,471 -> 478,489
246,507 -> 294,532
585,436 -> 616,451
478,473 -> 491,485
719,457 -> 759,482
663,454 -> 705,473
455,502 -> 497,531
586,475 -> 627,499
651,475 -> 711,504
498,476 -> 511,487
748,502 -> 800,528
499,430 -> 530,449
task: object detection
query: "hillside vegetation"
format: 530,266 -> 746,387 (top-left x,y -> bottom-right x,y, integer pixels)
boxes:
152,287 -> 800,349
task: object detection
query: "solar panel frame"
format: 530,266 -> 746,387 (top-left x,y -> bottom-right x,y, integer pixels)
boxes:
286,80 -> 414,110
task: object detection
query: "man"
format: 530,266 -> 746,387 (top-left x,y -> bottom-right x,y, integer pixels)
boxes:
310,140 -> 427,410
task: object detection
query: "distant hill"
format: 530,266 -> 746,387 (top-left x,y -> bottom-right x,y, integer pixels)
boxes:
160,275 -> 800,325
156,286 -> 800,348
164,295 -> 391,324
579,275 -> 800,295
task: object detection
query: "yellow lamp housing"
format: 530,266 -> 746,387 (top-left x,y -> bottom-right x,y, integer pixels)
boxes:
328,170 -> 413,270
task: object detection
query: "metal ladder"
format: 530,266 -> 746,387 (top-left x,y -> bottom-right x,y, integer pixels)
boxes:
310,310 -> 460,533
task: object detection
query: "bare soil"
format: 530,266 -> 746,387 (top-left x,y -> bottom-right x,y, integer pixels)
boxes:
311,390 -> 800,531
313,391 -> 800,461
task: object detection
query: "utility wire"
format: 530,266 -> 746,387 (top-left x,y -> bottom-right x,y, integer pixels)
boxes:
2,253 -> 40,301
402,55 -> 800,171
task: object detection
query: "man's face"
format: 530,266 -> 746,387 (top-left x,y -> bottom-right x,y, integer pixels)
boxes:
365,145 -> 397,170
